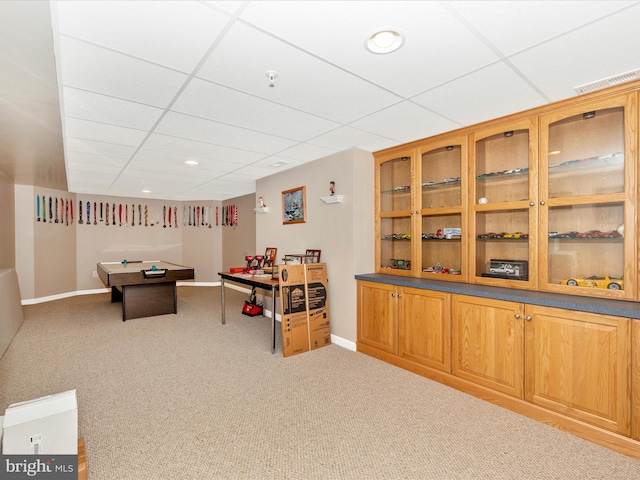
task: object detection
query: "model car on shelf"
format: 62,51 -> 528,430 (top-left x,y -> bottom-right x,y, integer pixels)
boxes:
595,230 -> 623,238
389,259 -> 411,270
575,230 -> 601,238
560,275 -> 624,290
476,232 -> 505,239
549,231 -> 579,238
489,263 -> 519,275
422,262 -> 455,274
502,232 -> 528,239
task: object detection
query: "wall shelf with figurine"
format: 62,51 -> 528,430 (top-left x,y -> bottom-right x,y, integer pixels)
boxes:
254,206 -> 269,213
320,195 -> 344,204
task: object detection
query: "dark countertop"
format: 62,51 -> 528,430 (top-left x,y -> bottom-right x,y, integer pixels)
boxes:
355,273 -> 640,320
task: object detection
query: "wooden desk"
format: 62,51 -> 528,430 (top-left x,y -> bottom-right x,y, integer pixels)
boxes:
97,261 -> 194,321
219,272 -> 279,353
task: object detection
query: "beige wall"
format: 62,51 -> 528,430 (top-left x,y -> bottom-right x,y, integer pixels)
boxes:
221,193 -> 257,271
183,200 -> 221,283
0,173 -> 15,269
255,148 -> 375,344
15,185 -> 76,298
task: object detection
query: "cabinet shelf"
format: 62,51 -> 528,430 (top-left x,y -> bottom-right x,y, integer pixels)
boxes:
381,187 -> 411,195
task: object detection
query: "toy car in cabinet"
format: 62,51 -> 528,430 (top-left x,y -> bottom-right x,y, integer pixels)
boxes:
560,275 -> 624,290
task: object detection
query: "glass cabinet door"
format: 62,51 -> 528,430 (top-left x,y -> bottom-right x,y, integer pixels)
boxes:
539,93 -> 636,299
418,136 -> 467,281
376,151 -> 415,275
470,118 -> 538,288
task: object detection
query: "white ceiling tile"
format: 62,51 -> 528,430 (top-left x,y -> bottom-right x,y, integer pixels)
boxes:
231,164 -> 278,178
239,1 -> 499,97
172,78 -> 341,141
350,101 -> 463,144
63,87 -> 164,130
309,126 -> 398,152
412,63 -> 548,127
251,156 -> 303,170
59,36 -> 188,108
273,143 -> 338,162
197,22 -> 402,123
448,1 -> 636,56
153,111 -> 298,154
143,134 -> 265,165
509,5 -> 640,101
65,138 -> 136,159
65,151 -> 129,169
205,1 -> 245,15
55,0 -> 230,72
180,176 -> 257,200
131,149 -> 244,175
64,118 -> 148,146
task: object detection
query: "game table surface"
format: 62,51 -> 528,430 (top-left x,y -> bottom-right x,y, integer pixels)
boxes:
97,260 -> 194,287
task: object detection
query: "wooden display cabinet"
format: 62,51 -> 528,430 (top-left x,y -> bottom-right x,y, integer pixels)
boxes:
452,294 -> 631,435
366,80 -> 640,459
376,149 -> 415,276
538,93 -> 636,300
357,281 -> 397,354
357,281 -> 451,373
451,295 -> 525,398
525,305 -> 630,435
375,135 -> 468,282
469,118 -> 538,290
417,135 -> 468,282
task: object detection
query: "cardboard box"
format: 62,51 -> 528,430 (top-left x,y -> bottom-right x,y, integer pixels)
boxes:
279,264 -> 310,357
2,390 -> 78,454
304,263 -> 331,351
279,263 -> 331,357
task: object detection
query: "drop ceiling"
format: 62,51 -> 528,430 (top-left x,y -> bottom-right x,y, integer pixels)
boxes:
2,1 -> 640,201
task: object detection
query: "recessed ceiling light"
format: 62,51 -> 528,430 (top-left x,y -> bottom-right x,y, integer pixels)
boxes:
142,189 -> 151,193
365,27 -> 405,54
549,150 -> 562,155
271,161 -> 288,168
184,160 -> 199,165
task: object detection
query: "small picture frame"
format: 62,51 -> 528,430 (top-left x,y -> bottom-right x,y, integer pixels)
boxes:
282,186 -> 306,224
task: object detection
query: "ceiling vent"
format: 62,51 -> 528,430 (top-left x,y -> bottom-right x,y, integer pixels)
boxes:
574,69 -> 640,94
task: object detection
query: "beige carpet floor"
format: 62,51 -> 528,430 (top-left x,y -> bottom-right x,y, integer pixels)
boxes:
1,286 -> 639,479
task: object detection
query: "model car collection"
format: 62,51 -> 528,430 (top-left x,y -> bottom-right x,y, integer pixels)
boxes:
475,230 -> 623,239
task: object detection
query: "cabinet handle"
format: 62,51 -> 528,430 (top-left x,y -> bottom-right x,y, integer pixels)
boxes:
391,293 -> 396,297
540,200 -> 545,206
529,202 -> 535,207
525,315 -> 532,321
515,314 -> 521,319
397,294 -> 402,298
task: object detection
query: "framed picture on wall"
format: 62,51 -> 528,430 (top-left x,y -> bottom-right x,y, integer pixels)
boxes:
282,186 -> 306,225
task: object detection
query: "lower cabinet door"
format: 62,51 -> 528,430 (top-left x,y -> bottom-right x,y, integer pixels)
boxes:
357,281 -> 397,354
452,294 -> 525,398
398,288 -> 451,372
525,305 -> 631,435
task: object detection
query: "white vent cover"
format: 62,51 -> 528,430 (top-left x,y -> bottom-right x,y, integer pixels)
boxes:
574,69 -> 640,94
